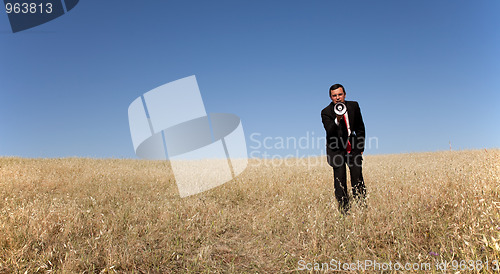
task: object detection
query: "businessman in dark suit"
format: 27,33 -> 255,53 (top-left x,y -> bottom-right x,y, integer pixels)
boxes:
321,84 -> 366,214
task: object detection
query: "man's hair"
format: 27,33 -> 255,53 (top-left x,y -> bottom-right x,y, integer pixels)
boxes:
329,84 -> 345,97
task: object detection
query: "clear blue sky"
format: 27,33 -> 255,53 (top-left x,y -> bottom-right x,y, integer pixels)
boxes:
1,0 -> 499,158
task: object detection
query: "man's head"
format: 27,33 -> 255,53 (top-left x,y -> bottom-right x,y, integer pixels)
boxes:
329,84 -> 346,103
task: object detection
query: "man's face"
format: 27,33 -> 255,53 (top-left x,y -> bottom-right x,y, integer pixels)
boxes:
330,87 -> 346,103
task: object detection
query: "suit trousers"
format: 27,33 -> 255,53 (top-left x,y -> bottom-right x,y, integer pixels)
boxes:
332,152 -> 366,212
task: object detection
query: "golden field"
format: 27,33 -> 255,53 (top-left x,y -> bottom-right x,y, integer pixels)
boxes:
0,149 -> 499,273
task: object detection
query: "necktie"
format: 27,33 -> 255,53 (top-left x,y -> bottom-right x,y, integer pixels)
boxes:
344,114 -> 352,153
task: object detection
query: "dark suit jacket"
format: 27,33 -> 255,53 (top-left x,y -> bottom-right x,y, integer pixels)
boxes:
321,100 -> 365,167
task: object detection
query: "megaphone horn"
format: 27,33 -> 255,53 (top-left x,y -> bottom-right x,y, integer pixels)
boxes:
334,102 -> 347,116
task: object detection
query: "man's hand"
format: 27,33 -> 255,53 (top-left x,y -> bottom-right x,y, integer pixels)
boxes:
336,115 -> 343,122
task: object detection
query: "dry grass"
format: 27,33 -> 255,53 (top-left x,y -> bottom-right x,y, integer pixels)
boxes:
0,149 -> 499,273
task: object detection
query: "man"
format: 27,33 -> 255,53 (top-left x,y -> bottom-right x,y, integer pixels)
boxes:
321,84 -> 366,214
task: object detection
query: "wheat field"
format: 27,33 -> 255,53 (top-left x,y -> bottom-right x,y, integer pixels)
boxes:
0,149 -> 499,273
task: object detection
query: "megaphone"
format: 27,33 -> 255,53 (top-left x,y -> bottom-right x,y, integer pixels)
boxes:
334,102 -> 347,116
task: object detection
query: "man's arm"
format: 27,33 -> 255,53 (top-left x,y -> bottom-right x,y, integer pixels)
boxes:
353,102 -> 365,151
321,109 -> 342,138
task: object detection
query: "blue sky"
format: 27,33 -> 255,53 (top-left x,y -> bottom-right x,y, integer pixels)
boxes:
1,0 -> 499,158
